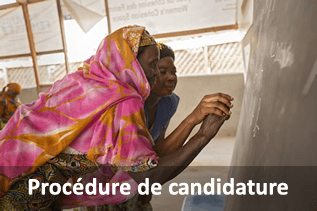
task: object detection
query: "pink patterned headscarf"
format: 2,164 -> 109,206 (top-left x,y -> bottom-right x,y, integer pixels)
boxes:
0,25 -> 158,199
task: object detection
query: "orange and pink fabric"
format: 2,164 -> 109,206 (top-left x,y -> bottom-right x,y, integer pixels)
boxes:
0,25 -> 158,206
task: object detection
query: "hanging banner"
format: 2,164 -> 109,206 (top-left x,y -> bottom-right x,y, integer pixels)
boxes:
0,0 -> 63,57
108,0 -> 236,35
63,0 -> 105,33
0,6 -> 30,57
73,0 -> 106,16
237,0 -> 254,32
28,0 -> 63,53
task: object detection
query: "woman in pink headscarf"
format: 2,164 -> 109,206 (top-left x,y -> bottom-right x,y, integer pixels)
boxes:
60,42 -> 234,210
0,25 -> 232,210
0,25 -> 160,210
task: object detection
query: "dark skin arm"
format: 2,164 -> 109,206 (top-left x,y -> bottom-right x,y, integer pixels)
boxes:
153,122 -> 168,144
138,94 -> 232,204
128,113 -> 229,186
153,93 -> 233,157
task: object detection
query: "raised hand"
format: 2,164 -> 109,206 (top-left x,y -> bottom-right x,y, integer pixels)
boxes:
187,93 -> 234,126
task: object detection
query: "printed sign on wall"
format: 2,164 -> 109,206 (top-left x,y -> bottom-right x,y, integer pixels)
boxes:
108,0 -> 236,35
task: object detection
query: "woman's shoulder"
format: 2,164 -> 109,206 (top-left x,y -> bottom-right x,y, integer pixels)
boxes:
161,93 -> 179,106
159,93 -> 180,118
170,93 -> 180,103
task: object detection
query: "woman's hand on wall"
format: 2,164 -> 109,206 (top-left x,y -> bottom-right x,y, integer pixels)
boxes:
187,93 -> 234,126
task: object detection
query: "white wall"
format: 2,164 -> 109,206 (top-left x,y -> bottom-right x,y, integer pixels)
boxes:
20,86 -> 49,105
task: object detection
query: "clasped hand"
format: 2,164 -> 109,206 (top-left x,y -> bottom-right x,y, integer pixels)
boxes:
189,93 -> 234,140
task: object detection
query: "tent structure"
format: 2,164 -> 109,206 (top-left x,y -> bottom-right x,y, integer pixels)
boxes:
0,0 -> 252,94
0,0 -> 69,93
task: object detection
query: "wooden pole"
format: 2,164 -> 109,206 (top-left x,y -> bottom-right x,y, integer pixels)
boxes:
0,2 -> 19,10
0,49 -> 64,60
56,0 -> 70,74
21,2 -> 40,94
104,0 -> 111,34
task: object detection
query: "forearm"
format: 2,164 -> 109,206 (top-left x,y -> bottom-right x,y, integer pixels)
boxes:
129,131 -> 208,186
153,93 -> 233,157
129,114 -> 227,186
154,115 -> 196,157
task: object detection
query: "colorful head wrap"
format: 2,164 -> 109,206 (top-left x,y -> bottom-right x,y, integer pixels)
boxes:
158,43 -> 175,60
2,83 -> 22,94
122,28 -> 156,55
0,25 -> 158,200
139,30 -> 156,47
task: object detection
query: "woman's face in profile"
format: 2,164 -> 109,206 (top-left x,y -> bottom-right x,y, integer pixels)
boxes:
137,45 -> 160,89
151,56 -> 177,97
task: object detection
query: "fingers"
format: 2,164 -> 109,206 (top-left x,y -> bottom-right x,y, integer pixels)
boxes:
203,103 -> 231,116
215,96 -> 233,109
219,93 -> 234,100
224,114 -> 231,120
190,93 -> 234,126
202,93 -> 234,109
204,93 -> 234,101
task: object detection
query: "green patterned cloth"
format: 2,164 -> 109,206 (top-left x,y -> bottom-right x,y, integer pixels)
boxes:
0,153 -> 97,211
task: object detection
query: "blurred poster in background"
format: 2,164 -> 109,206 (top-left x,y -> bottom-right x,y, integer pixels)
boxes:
0,0 -> 63,57
107,0 -> 236,35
